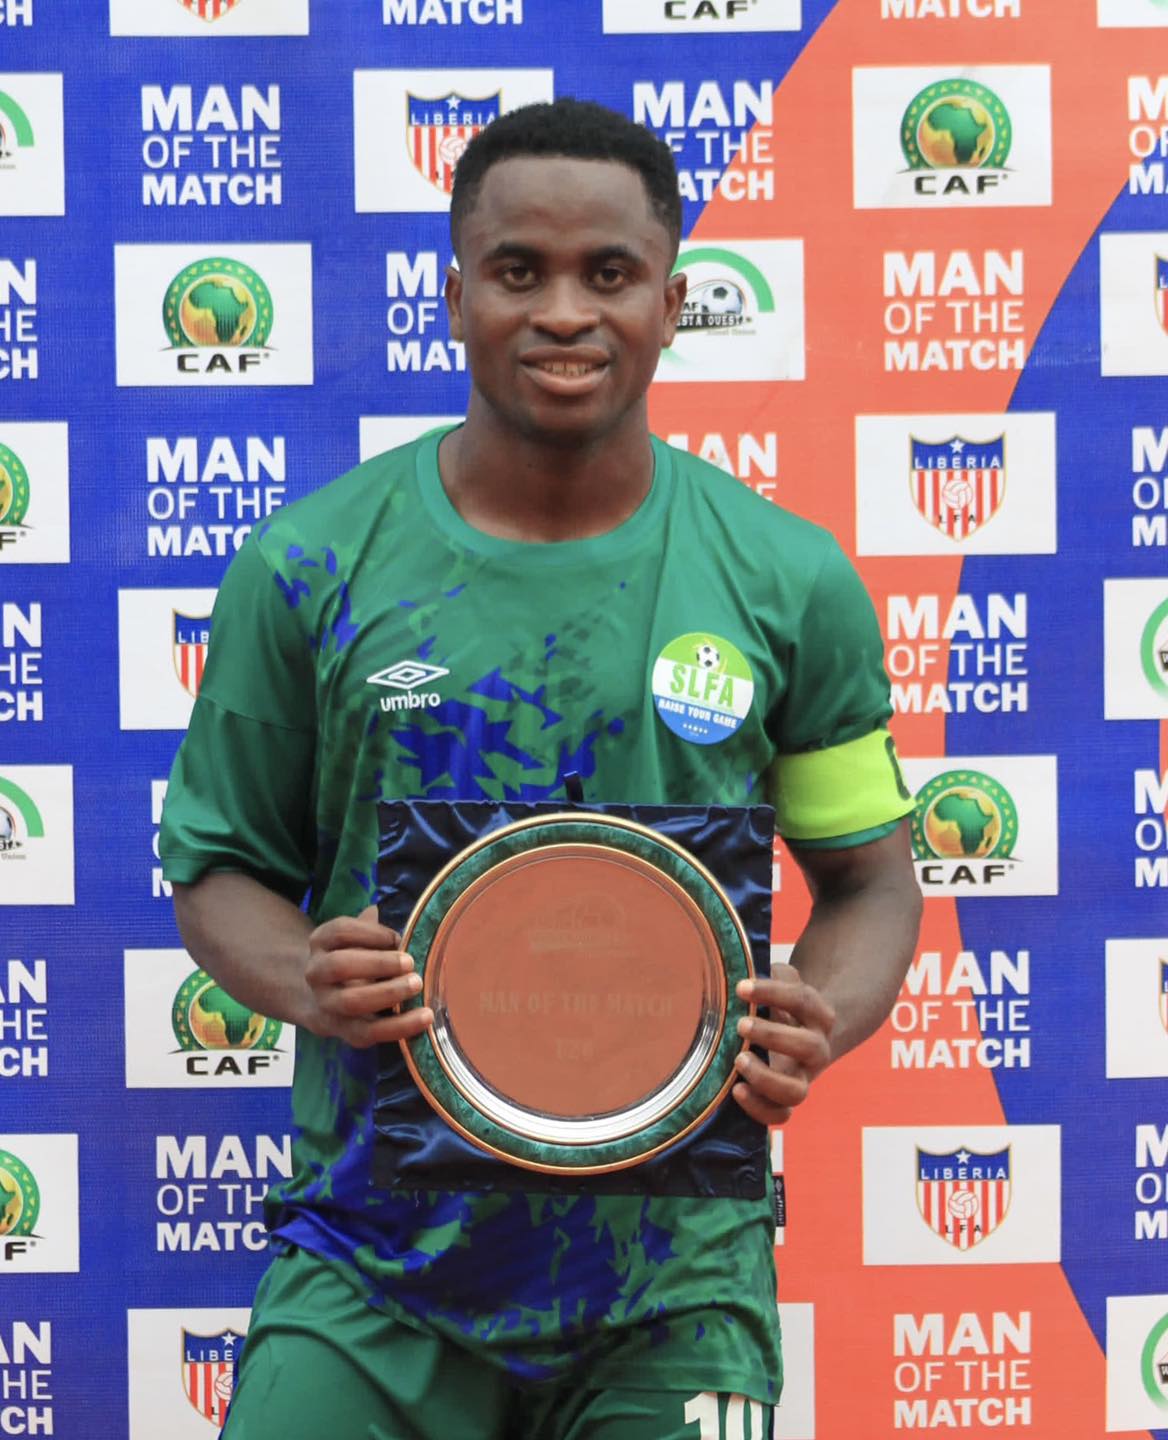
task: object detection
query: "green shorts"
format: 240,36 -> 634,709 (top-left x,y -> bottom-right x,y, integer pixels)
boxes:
222,1247 -> 775,1440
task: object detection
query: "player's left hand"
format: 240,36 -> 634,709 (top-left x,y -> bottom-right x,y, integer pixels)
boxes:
730,965 -> 836,1126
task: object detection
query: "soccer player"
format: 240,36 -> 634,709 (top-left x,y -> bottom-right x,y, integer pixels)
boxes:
161,98 -> 922,1440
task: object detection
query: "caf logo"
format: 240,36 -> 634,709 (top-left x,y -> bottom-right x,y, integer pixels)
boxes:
0,91 -> 34,165
163,258 -> 273,351
172,968 -> 282,1052
0,1148 -> 40,1239
901,78 -> 1011,173
0,443 -> 31,531
910,770 -> 1018,862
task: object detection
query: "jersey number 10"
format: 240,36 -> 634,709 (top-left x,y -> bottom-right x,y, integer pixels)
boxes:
684,1392 -> 768,1439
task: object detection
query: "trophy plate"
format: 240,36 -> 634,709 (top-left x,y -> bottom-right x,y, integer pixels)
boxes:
399,812 -> 754,1174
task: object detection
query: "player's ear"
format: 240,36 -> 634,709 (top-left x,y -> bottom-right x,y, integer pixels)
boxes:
445,263 -> 464,343
662,269 -> 687,348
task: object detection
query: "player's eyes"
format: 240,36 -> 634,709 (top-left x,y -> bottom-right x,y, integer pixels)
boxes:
500,264 -> 535,286
594,266 -> 627,288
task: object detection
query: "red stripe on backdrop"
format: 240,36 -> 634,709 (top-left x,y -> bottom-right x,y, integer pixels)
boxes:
1162,722 -> 1167,818
650,4 -> 1159,1436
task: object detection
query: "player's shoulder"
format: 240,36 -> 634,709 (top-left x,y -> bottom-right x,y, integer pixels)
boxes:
251,430 -> 436,562
660,437 -> 842,567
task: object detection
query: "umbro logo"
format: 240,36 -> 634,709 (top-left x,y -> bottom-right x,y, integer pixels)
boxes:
366,660 -> 450,690
366,659 -> 449,713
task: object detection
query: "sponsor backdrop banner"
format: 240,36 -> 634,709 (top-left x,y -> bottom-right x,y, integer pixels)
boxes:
2,2 -> 1166,1435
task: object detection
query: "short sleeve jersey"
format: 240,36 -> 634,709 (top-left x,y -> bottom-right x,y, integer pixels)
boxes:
161,431 -> 914,1403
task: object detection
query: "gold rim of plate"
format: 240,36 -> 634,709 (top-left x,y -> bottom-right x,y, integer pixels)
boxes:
397,812 -> 755,1175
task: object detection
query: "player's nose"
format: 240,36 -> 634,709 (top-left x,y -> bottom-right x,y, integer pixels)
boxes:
530,276 -> 601,337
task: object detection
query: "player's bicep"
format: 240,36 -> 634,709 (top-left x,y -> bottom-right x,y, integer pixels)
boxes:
160,698 -> 316,903
788,818 -> 915,904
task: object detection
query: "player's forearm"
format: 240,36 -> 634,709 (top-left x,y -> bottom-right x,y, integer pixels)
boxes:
788,862 -> 922,1064
171,871 -> 315,1030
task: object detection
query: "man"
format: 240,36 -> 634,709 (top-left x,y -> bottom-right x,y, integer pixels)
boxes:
161,98 -> 922,1440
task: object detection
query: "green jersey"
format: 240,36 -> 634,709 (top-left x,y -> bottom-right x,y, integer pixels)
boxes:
161,430 -> 912,1402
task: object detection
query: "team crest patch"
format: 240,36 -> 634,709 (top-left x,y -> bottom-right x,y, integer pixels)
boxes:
651,633 -> 754,746
1157,256 -> 1168,335
406,92 -> 500,196
173,612 -> 211,699
917,1145 -> 1011,1250
910,435 -> 1005,541
182,1328 -> 241,1426
178,0 -> 242,18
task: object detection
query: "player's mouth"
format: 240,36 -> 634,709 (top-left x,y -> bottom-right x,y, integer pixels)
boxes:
536,361 -> 601,376
520,349 -> 611,396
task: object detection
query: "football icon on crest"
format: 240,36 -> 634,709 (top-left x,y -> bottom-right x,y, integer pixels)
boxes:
948,1188 -> 980,1223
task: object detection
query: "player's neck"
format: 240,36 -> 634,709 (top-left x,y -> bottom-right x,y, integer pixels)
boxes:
438,403 -> 654,544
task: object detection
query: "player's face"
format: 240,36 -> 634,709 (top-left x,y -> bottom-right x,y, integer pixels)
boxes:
446,156 -> 686,448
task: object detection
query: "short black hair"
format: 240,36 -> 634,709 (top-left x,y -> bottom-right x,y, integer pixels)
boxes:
450,97 -> 682,260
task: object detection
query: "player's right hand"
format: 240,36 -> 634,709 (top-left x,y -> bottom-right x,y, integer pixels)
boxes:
302,905 -> 434,1048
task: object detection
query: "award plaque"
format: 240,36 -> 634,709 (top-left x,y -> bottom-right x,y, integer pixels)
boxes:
398,812 -> 755,1175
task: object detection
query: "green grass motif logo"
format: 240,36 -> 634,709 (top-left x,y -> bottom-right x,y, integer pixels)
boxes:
0,775 -> 45,851
910,769 -> 1018,862
172,968 -> 282,1051
0,1149 -> 40,1238
0,444 -> 31,528
0,91 -> 35,160
1140,596 -> 1168,700
1141,1312 -> 1168,1410
673,246 -> 775,333
163,258 -> 274,349
901,79 -> 1012,171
